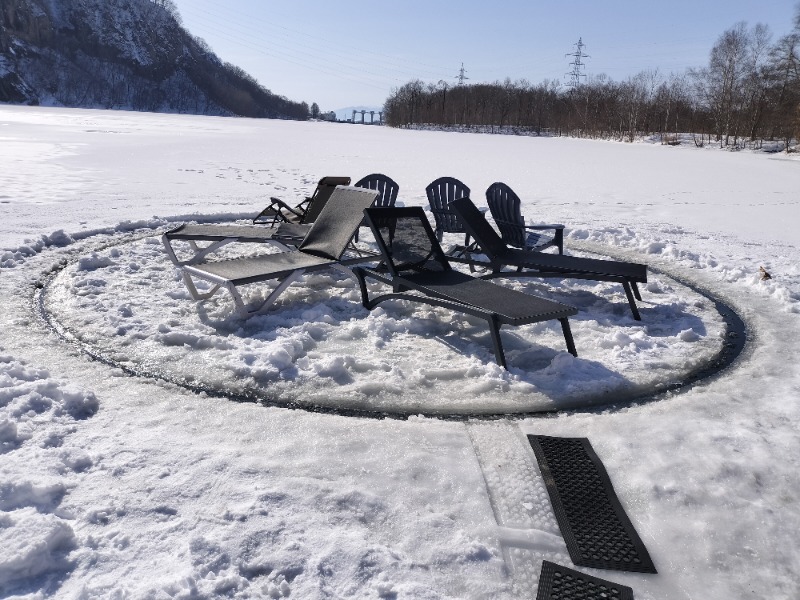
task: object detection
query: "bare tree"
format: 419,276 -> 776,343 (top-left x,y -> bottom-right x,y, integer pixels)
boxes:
701,23 -> 753,146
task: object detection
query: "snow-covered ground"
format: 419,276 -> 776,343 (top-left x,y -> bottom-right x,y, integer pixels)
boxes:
1,105 -> 799,598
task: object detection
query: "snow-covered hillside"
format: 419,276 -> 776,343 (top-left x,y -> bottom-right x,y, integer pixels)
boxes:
0,0 -> 307,118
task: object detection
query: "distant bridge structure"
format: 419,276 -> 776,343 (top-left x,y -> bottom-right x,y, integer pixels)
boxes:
351,110 -> 383,124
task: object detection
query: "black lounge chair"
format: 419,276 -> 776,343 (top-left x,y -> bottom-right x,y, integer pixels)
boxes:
179,186 -> 378,317
486,182 -> 564,254
353,206 -> 578,369
449,197 -> 648,320
162,176 -> 350,266
353,173 -> 399,242
253,175 -> 351,225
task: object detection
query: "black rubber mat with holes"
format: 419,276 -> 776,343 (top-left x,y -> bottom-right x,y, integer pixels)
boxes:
536,560 -> 634,600
528,435 -> 657,573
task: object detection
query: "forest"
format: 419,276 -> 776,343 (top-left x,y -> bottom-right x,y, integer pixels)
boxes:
384,18 -> 800,150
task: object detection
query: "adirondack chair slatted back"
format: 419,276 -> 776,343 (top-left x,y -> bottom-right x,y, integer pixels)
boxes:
354,173 -> 399,208
353,174 -> 400,241
364,207 -> 451,278
485,182 -> 527,249
425,177 -> 471,241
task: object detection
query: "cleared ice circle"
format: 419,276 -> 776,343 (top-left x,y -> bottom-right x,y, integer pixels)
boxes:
36,228 -> 744,417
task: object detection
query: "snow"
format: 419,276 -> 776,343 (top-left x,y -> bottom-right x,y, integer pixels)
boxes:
1,105 -> 799,598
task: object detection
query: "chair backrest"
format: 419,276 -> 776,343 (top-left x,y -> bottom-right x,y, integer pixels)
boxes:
354,173 -> 399,208
363,206 -> 452,278
449,198 -> 509,259
425,177 -> 471,234
302,176 -> 352,223
485,182 -> 527,248
298,186 -> 378,260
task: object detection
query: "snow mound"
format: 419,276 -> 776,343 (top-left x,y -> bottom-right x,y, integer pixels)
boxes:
0,508 -> 77,589
0,350 -> 101,595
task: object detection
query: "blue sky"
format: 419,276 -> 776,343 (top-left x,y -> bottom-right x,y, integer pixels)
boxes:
171,0 -> 798,112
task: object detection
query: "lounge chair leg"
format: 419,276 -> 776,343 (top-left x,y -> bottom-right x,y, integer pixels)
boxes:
353,267 -> 371,309
631,281 -> 642,301
559,318 -> 578,357
331,263 -> 357,284
182,271 -> 221,300
243,270 -> 306,316
488,315 -> 508,369
622,282 -> 642,321
188,239 -> 237,265
161,233 -> 183,266
162,234 -> 239,267
228,282 -> 249,316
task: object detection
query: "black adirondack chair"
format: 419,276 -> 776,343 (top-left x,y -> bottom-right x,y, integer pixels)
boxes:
353,173 -> 399,242
450,197 -> 648,320
353,206 -> 578,368
424,176 -> 474,247
485,182 -> 564,254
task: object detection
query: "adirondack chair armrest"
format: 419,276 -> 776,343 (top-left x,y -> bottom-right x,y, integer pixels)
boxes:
523,223 -> 565,231
519,223 -> 565,254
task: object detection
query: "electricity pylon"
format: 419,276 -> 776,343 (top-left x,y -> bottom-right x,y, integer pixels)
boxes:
455,62 -> 469,86
565,38 -> 589,87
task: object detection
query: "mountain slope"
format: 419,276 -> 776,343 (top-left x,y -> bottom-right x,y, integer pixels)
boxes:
0,0 -> 308,118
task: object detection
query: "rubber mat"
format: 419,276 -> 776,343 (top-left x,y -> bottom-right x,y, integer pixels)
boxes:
536,560 -> 634,600
528,435 -> 657,573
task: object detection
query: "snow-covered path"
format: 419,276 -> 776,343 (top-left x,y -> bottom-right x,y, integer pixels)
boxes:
1,106 -> 799,598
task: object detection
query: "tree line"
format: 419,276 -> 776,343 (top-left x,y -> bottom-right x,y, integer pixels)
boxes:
384,16 -> 800,151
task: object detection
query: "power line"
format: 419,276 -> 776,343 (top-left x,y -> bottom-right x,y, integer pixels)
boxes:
179,0 -> 454,82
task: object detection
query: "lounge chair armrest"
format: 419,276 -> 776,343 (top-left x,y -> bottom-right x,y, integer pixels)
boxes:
296,196 -> 313,210
252,196 -> 306,225
272,197 -> 306,221
269,197 -> 305,217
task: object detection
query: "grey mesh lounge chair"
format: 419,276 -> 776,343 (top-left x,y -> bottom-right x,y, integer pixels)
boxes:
353,206 -> 578,369
162,176 -> 350,266
163,221 -> 305,267
179,186 -> 378,317
353,173 -> 399,242
450,197 -> 648,320
486,182 -> 564,254
253,176 -> 351,225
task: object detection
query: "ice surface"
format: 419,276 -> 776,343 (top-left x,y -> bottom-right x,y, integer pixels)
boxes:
1,105 -> 799,598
